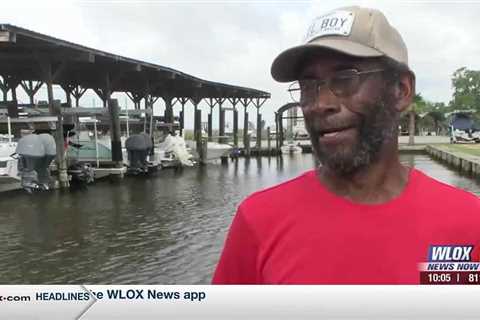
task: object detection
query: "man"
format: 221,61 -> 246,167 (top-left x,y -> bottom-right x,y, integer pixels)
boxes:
213,6 -> 480,284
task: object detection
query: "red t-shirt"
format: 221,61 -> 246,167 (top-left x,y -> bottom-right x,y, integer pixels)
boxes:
212,168 -> 480,284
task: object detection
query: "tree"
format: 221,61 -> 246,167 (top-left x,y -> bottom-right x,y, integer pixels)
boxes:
451,67 -> 480,112
427,102 -> 446,135
407,93 -> 427,145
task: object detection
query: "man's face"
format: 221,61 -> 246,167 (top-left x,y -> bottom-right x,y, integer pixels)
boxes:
298,52 -> 399,176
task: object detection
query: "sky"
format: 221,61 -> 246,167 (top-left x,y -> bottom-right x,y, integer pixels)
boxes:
2,0 -> 480,129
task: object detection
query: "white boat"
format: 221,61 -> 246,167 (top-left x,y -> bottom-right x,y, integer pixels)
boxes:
186,140 -> 232,161
206,141 -> 232,160
281,143 -> 302,155
449,113 -> 479,144
293,127 -> 310,140
70,131 -> 194,170
0,135 -> 19,181
156,134 -> 194,167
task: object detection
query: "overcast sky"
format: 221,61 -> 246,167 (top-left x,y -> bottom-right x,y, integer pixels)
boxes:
2,0 -> 480,129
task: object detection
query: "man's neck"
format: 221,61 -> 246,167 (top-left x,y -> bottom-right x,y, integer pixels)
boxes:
316,148 -> 410,204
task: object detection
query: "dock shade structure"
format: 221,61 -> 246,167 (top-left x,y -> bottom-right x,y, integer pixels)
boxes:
0,24 -> 270,185
0,24 -> 270,141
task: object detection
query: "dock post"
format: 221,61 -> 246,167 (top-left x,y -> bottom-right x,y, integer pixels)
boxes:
179,109 -> 184,136
245,133 -> 251,157
195,109 -> 205,162
147,96 -> 155,137
267,126 -> 271,155
193,103 -> 199,139
278,115 -> 284,147
200,137 -> 208,165
108,99 -> 123,169
52,100 -> 69,188
219,101 -> 226,144
207,112 -> 213,142
243,111 -> 249,150
275,112 -> 279,150
256,112 -> 262,149
179,97 -> 188,136
219,108 -> 226,144
233,108 -> 238,147
7,77 -> 20,106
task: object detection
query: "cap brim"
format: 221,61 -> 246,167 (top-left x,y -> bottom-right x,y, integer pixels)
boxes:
271,38 -> 384,82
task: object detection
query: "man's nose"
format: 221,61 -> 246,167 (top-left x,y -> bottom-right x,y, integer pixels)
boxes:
305,89 -> 341,116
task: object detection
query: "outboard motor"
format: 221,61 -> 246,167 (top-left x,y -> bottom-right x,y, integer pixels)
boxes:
16,134 -> 46,192
68,162 -> 95,186
125,134 -> 149,174
37,133 -> 57,190
141,132 -> 154,157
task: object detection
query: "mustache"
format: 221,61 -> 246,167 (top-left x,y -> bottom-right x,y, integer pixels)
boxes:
306,116 -> 362,134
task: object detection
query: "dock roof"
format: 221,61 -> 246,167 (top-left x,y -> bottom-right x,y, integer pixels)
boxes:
0,24 -> 270,100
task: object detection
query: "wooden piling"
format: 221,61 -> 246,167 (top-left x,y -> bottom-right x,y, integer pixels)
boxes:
179,110 -> 184,136
52,100 -> 69,188
278,116 -> 284,147
195,108 -> 202,151
108,99 -> 123,169
219,108 -> 225,144
207,112 -> 213,142
243,111 -> 249,149
256,113 -> 262,149
245,132 -> 251,157
233,108 -> 238,147
267,126 -> 271,154
275,113 -> 279,150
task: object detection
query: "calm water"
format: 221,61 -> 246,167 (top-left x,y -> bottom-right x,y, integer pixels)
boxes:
0,154 -> 479,284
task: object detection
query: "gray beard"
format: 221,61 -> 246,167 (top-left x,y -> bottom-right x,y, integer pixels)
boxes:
313,99 -> 398,177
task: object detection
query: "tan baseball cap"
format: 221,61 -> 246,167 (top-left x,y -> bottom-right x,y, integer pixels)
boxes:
271,6 -> 409,82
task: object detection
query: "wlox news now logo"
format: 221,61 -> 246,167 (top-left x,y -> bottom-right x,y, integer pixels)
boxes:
423,245 -> 480,271
428,245 -> 475,262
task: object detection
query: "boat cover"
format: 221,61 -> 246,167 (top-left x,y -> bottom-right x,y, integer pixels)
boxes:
16,134 -> 45,157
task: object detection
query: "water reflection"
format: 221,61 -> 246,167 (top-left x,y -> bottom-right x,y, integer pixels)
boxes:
0,153 -> 478,284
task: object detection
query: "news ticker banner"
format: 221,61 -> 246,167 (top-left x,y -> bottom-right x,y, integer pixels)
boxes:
1,285 -> 480,319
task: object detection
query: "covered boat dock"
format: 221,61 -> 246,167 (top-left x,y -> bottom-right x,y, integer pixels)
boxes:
0,24 -> 270,188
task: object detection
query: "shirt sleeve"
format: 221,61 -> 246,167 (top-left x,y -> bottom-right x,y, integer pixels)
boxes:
212,206 -> 260,284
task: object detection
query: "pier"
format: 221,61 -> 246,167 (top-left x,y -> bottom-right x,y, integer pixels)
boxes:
0,24 -> 270,188
426,145 -> 480,178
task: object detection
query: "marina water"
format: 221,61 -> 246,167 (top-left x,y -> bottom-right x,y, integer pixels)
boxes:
0,154 -> 479,284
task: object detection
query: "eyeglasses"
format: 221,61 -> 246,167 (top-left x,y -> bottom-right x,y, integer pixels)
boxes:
288,69 -> 385,105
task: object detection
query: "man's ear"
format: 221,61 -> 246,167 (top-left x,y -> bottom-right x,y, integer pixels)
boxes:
392,71 -> 415,112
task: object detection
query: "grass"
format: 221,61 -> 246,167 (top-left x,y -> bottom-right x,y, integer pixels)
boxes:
437,144 -> 480,157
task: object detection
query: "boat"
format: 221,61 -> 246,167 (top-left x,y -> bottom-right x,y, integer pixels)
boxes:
68,130 -> 194,171
281,143 -> 302,154
205,141 -> 232,160
185,132 -> 232,161
449,112 -> 479,144
186,140 -> 232,161
156,134 -> 194,167
0,135 -> 19,182
282,118 -> 304,154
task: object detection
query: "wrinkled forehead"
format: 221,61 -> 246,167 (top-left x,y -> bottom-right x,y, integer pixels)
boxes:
298,49 -> 383,77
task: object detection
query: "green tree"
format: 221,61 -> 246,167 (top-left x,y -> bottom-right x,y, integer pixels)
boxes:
427,108 -> 445,135
406,93 -> 427,144
451,67 -> 480,112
